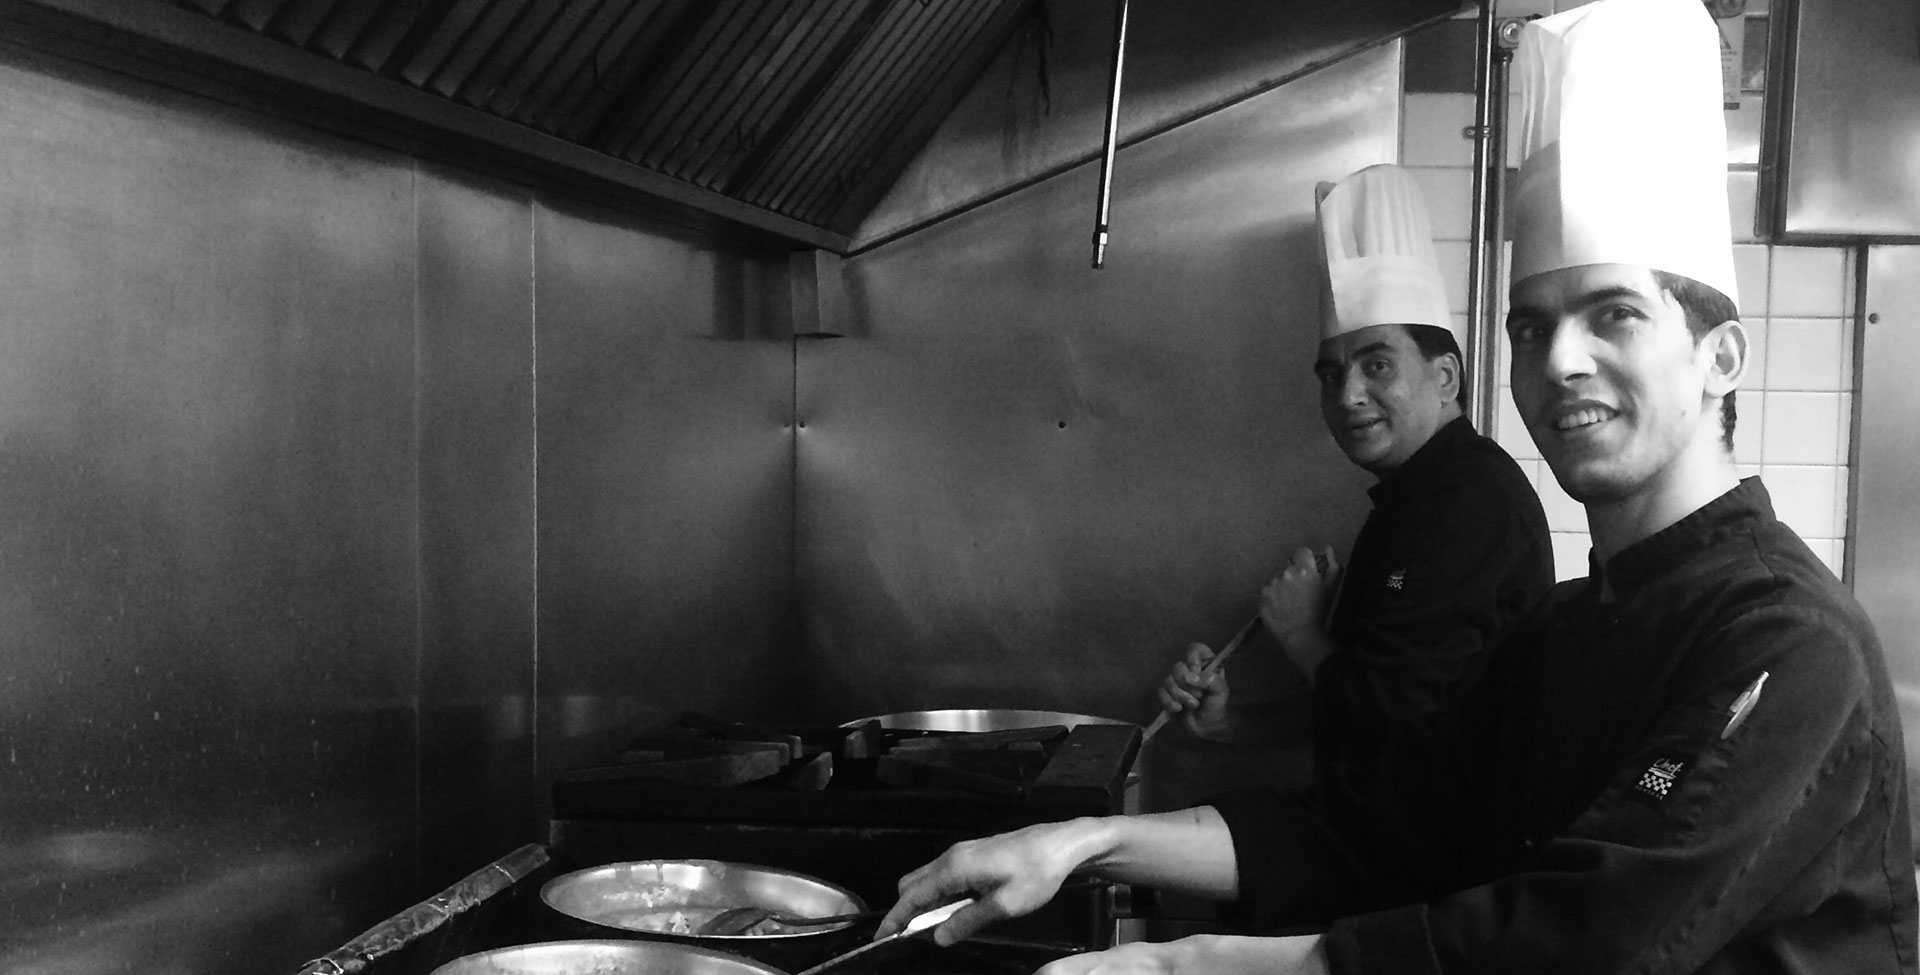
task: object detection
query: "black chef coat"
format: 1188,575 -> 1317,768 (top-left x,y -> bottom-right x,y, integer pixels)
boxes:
1216,478 -> 1918,974
1313,415 -> 1552,773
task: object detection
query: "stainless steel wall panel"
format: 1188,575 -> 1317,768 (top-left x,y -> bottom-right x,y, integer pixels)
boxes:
0,53 -> 420,974
1766,0 -> 1920,240
532,200 -> 797,787
1853,246 -> 1920,783
855,0 -> 1453,247
796,48 -> 1396,727
0,39 -> 802,970
416,167 -> 539,892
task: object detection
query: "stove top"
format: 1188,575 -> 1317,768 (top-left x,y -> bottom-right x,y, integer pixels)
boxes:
298,713 -> 1142,975
296,844 -> 1083,975
552,712 -> 1140,829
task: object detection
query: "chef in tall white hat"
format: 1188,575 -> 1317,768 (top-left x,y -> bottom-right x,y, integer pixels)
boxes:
1504,0 -> 1747,538
873,2 -> 1914,973
1157,161 -> 1551,834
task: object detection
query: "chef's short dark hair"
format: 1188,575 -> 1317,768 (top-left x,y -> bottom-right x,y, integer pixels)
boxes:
1404,324 -> 1468,410
1652,270 -> 1739,453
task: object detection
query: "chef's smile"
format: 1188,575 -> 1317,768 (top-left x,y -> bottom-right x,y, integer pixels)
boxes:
1345,415 -> 1387,436
1547,402 -> 1621,438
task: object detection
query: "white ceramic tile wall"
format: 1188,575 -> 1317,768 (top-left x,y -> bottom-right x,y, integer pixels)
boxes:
1401,70 -> 1857,583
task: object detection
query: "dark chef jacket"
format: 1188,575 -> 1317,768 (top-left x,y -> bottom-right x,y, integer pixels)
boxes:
1313,415 -> 1552,774
1214,478 -> 1918,974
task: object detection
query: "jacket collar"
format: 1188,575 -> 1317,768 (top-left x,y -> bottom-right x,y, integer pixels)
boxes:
1367,414 -> 1477,508
1595,477 -> 1775,601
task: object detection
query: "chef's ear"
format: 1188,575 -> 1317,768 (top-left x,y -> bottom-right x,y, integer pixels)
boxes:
1701,319 -> 1748,397
1435,348 -> 1463,405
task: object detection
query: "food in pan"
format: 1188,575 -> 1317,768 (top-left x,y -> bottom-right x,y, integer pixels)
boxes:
540,860 -> 864,940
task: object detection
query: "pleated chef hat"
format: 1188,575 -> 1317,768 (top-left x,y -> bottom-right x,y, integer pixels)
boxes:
1315,163 -> 1459,343
1510,0 -> 1738,306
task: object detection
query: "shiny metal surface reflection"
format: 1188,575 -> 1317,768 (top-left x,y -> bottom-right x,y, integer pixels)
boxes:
0,50 -> 420,975
429,940 -> 787,975
540,859 -> 864,941
844,709 -> 1128,732
417,167 -> 541,891
797,48 -> 1392,732
530,199 -> 798,774
1853,246 -> 1920,785
1767,0 -> 1920,238
859,0 -> 1454,247
0,44 -> 798,974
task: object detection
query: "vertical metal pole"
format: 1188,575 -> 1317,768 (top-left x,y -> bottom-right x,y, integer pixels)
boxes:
1479,36 -> 1516,425
1091,0 -> 1130,269
1465,0 -> 1498,429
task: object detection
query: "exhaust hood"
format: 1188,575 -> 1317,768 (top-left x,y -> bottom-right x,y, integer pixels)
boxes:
0,0 -> 1460,251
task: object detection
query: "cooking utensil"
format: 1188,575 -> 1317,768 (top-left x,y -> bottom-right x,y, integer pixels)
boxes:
427,939 -> 787,975
1142,550 -> 1333,744
1140,614 -> 1263,743
697,905 -> 883,937
697,874 -> 1108,936
841,709 -> 1128,732
788,897 -> 976,975
540,859 -> 866,959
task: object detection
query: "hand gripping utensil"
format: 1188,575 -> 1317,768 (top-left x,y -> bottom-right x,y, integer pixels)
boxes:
789,897 -> 976,975
1140,614 -> 1262,744
1140,550 -> 1334,744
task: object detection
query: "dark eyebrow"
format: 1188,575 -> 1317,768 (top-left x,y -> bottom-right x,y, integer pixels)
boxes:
1315,341 -> 1394,373
1508,285 -> 1658,327
1574,285 -> 1657,309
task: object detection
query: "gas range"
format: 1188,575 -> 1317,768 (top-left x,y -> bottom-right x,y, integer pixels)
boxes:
297,845 -> 1083,975
296,713 -> 1141,975
549,713 -> 1138,921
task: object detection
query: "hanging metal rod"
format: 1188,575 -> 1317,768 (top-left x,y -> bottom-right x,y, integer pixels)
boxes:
1465,0 -> 1498,429
1090,0 -> 1129,269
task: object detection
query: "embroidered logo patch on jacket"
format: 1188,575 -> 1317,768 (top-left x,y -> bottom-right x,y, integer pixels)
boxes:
1635,757 -> 1687,801
1385,568 -> 1406,591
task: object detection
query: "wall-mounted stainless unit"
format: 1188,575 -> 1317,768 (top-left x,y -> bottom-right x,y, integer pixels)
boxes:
1853,246 -> 1920,792
1761,0 -> 1920,241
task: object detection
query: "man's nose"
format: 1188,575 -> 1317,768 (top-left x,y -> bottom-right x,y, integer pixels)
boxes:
1340,368 -> 1370,405
1543,321 -> 1597,382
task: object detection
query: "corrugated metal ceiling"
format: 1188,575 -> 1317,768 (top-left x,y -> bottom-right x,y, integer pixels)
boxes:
154,0 -> 1036,236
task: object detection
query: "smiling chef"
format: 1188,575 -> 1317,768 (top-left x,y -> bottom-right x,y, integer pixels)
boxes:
1156,163 -> 1552,782
875,0 -> 1918,971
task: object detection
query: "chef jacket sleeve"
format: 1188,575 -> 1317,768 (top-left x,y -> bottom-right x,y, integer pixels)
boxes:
1211,677 -> 1499,933
1319,601 -> 1905,975
1316,474 -> 1551,739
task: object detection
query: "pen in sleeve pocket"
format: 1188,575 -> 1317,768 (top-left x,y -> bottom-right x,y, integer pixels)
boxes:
1720,671 -> 1769,739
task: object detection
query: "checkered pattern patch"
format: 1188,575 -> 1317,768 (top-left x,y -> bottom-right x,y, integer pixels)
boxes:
1635,757 -> 1687,800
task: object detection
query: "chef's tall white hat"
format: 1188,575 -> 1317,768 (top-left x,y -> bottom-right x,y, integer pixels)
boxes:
1315,163 -> 1459,343
1509,0 -> 1738,307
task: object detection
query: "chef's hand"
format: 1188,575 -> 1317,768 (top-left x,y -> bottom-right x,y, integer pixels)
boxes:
1156,642 -> 1231,740
1034,933 -> 1329,975
1259,546 -> 1339,646
876,820 -> 1094,946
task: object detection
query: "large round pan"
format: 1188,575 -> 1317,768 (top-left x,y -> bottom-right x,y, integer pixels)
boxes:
539,859 -> 865,969
842,709 -> 1127,732
429,939 -> 787,975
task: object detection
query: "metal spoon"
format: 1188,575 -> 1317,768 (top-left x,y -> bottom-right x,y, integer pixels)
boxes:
700,872 -> 1107,935
695,904 -> 882,936
788,897 -> 975,975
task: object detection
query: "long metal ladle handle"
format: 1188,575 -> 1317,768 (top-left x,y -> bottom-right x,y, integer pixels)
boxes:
791,898 -> 977,975
1090,0 -> 1130,269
